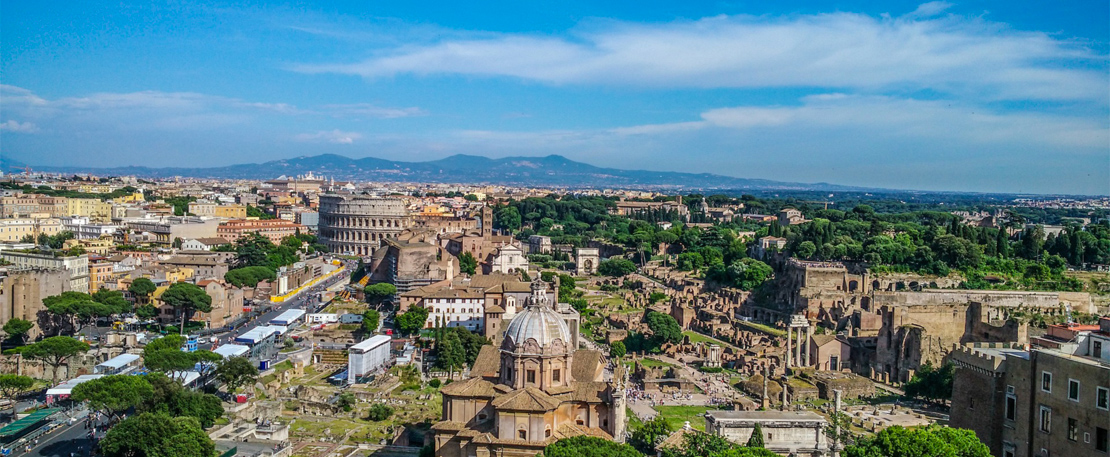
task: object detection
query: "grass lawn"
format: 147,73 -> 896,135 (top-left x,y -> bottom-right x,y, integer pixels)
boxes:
625,358 -> 673,369
735,320 -> 786,337
652,405 -> 725,431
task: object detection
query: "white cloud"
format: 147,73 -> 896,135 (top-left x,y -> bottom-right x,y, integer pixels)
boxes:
295,129 -> 362,144
321,103 -> 425,118
0,120 -> 39,133
294,10 -> 1106,102
905,1 -> 954,19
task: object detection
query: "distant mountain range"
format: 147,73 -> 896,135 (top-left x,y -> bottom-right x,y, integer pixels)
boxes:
2,153 -> 873,191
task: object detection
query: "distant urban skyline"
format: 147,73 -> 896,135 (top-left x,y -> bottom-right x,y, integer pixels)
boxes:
1,1 -> 1107,195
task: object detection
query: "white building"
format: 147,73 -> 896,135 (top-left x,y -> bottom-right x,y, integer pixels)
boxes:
348,335 -> 392,383
94,353 -> 142,375
705,410 -> 830,457
307,313 -> 339,324
271,309 -> 306,327
0,249 -> 89,293
488,243 -> 527,274
423,288 -> 485,332
61,216 -> 120,240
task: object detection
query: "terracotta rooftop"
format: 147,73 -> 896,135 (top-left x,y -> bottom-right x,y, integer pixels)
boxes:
491,387 -> 561,412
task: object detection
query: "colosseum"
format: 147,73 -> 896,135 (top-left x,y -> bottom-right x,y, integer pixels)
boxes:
318,195 -> 412,256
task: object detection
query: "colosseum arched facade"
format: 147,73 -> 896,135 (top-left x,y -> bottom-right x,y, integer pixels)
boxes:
318,195 -> 412,256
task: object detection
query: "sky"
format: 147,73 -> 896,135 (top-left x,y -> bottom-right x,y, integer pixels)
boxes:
1,1 -> 1107,195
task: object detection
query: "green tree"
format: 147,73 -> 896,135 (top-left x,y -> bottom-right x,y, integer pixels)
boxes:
22,336 -> 90,384
364,282 -> 397,304
223,266 -> 277,288
459,251 -> 477,275
843,425 -> 990,457
546,436 -> 641,457
2,318 -> 34,344
645,310 -> 682,348
903,362 -> 955,404
495,206 -> 522,233
162,389 -> 224,428
233,233 -> 273,268
610,340 -> 626,359
43,291 -> 112,334
129,278 -> 157,304
99,413 -> 215,457
92,289 -> 132,315
598,258 -> 638,277
747,423 -> 765,448
795,241 -> 817,259
336,392 -> 356,411
71,374 -> 154,422
159,283 -> 212,334
0,374 -> 33,414
396,306 -> 430,335
435,330 -> 466,378
660,431 -> 778,457
367,403 -> 394,421
362,309 -> 381,333
215,356 -> 258,393
630,415 -> 673,454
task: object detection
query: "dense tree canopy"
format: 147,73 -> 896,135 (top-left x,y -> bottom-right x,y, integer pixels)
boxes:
903,362 -> 955,404
598,258 -> 638,277
71,374 -> 154,421
128,278 -> 157,303
99,413 -> 215,457
646,311 -> 683,347
458,251 -> 477,275
844,425 -> 990,457
396,306 -> 430,335
223,266 -> 277,288
546,436 -> 641,457
660,431 -> 779,457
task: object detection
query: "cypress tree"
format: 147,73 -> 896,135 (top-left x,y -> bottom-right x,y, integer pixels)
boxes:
747,423 -> 765,448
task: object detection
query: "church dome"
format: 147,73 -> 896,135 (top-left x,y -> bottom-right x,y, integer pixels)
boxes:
501,280 -> 572,352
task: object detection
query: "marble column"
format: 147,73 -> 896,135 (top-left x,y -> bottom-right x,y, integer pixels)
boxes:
785,327 -> 793,367
804,325 -> 812,367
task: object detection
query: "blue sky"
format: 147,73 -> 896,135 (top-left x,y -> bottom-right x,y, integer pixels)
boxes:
1,1 -> 1107,194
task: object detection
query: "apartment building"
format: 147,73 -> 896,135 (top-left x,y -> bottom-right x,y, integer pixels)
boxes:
0,250 -> 89,293
217,219 -> 303,244
950,320 -> 1110,457
121,216 -> 219,246
0,218 -> 64,242
66,198 -> 113,222
0,195 -> 68,217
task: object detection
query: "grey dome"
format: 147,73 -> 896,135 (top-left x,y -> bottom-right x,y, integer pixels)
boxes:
501,279 -> 571,351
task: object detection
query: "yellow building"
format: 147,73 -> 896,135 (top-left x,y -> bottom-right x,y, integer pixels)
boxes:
213,204 -> 247,219
77,184 -> 118,194
66,198 -> 113,221
0,218 -> 64,242
164,267 -> 195,283
88,260 -> 115,291
62,237 -> 116,255
112,192 -> 145,204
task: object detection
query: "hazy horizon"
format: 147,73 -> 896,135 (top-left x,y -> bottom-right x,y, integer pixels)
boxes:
2,1 -> 1107,194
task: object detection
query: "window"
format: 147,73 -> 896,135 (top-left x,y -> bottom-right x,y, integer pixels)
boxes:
1042,371 -> 1053,392
552,369 -> 560,382
527,370 -> 536,384
1098,387 -> 1109,410
1068,418 -> 1078,441
1069,379 -> 1081,401
545,428 -> 551,438
518,430 -> 527,440
1095,340 -> 1103,358
1039,406 -> 1051,433
1099,427 -> 1109,453
968,396 -> 975,410
1005,395 -> 1017,421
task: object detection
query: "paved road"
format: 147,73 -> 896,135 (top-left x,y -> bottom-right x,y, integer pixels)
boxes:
206,260 -> 352,349
6,409 -> 98,457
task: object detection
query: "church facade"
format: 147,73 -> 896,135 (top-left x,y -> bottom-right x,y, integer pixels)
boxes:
432,279 -> 627,457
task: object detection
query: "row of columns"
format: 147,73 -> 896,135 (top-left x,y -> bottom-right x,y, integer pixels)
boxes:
325,216 -> 406,229
784,318 -> 812,368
